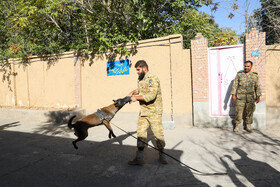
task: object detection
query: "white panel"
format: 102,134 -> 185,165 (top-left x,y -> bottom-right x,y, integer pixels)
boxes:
220,46 -> 244,116
208,45 -> 244,117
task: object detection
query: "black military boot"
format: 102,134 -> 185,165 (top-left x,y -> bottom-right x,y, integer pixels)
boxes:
128,150 -> 145,165
159,149 -> 168,164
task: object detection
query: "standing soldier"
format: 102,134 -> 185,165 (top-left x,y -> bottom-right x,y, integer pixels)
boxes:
231,60 -> 262,133
127,60 -> 167,165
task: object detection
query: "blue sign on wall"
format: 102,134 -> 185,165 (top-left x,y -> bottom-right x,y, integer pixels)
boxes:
251,51 -> 259,57
107,59 -> 130,76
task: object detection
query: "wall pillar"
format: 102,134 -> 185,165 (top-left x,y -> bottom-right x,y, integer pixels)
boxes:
245,28 -> 266,129
245,28 -> 266,100
191,33 -> 209,126
191,33 -> 209,102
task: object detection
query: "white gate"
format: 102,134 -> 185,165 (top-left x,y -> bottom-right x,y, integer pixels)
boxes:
208,45 -> 244,116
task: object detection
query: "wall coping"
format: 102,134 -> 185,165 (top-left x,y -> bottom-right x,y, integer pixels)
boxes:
5,34 -> 183,64
266,44 -> 280,50
126,34 -> 183,46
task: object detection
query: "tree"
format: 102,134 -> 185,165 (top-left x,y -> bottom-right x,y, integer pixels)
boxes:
1,0 -> 237,63
0,0 -> 73,61
173,9 -> 222,48
212,28 -> 240,46
204,0 -> 280,45
254,0 -> 280,45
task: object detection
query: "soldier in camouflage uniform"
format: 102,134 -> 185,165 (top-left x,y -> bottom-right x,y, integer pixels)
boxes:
127,60 -> 167,165
231,60 -> 262,133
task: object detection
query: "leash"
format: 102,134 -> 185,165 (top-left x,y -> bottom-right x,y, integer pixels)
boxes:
110,121 -> 228,176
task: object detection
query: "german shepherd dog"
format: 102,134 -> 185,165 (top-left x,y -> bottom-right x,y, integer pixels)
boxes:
68,96 -> 131,149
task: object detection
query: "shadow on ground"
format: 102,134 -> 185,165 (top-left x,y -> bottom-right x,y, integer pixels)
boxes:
188,125 -> 280,187
0,121 -> 20,130
0,130 -> 209,187
221,147 -> 280,187
32,110 -> 86,136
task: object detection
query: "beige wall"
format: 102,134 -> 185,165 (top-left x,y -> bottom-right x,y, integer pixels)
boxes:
0,35 -> 193,125
29,56 -> 76,109
81,35 -> 192,124
1,53 -> 77,109
266,45 -> 280,107
1,34 -> 279,125
14,63 -> 29,107
0,63 -> 15,106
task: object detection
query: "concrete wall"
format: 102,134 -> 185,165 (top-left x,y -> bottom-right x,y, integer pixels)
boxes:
80,35 -> 192,125
0,35 -> 193,126
1,53 -> 77,109
0,64 -> 15,106
266,45 -> 280,107
1,32 -> 278,128
266,45 -> 280,130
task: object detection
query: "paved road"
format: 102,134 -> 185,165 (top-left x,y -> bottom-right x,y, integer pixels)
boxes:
0,113 -> 280,187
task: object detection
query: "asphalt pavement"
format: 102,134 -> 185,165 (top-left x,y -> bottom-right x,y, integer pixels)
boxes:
0,109 -> 280,187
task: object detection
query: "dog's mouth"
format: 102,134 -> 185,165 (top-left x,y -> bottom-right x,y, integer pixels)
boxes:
122,96 -> 132,103
113,96 -> 131,108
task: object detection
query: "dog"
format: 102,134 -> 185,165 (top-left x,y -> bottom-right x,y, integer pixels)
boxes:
68,96 -> 131,149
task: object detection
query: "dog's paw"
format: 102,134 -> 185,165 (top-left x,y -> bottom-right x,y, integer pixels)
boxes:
112,133 -> 116,138
72,142 -> 78,149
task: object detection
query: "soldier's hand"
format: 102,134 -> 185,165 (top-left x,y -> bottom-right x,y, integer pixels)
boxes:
232,94 -> 236,101
131,96 -> 137,102
256,96 -> 260,103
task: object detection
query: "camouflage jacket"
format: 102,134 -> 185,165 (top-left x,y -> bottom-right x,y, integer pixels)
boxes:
231,70 -> 262,101
138,72 -> 163,116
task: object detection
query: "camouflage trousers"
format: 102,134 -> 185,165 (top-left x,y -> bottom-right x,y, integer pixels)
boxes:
235,99 -> 256,125
137,115 -> 166,150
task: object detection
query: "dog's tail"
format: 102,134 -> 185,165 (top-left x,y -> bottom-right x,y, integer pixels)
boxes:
68,115 -> 76,129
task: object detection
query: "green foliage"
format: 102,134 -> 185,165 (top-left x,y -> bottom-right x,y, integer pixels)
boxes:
254,0 -> 280,44
212,28 -> 240,46
0,0 -> 239,63
175,9 -> 221,48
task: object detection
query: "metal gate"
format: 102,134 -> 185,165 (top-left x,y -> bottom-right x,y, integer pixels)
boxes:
208,45 -> 244,116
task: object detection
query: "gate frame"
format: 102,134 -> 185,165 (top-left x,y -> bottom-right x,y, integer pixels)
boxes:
208,44 -> 244,117
191,28 -> 266,129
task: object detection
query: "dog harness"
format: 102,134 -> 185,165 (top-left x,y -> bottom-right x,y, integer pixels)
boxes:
94,109 -> 113,122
